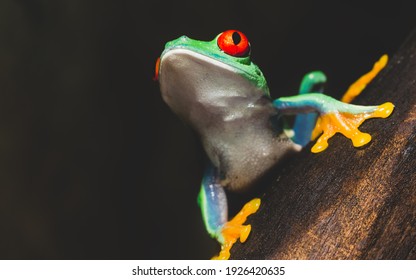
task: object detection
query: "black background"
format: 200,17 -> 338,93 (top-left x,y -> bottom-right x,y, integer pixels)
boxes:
0,0 -> 415,259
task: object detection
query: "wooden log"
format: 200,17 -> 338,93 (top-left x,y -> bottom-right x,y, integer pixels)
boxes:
231,29 -> 416,260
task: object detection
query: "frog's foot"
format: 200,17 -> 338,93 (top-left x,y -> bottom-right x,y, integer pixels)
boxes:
311,102 -> 394,153
211,198 -> 261,260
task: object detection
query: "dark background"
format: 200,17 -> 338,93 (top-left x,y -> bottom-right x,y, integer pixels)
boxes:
0,0 -> 415,259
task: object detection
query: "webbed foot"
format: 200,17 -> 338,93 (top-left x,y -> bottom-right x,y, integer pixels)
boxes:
212,198 -> 261,260
282,54 -> 393,152
310,54 -> 394,152
311,102 -> 394,153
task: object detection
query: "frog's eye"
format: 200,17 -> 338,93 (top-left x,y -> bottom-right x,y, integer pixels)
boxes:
217,30 -> 250,57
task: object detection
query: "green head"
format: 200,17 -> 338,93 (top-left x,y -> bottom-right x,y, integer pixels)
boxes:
159,30 -> 268,94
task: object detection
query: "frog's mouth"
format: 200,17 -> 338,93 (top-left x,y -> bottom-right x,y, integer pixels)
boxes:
155,46 -> 265,87
157,47 -> 252,80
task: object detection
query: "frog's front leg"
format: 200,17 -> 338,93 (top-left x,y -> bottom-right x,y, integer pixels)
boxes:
274,94 -> 394,153
198,163 -> 260,260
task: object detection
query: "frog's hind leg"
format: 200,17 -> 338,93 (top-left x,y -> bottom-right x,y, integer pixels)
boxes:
198,163 -> 260,260
291,71 -> 326,147
341,55 -> 388,103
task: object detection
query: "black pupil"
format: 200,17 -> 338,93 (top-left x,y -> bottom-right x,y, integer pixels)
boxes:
232,32 -> 241,45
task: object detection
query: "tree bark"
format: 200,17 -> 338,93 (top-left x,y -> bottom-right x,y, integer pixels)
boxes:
231,29 -> 416,260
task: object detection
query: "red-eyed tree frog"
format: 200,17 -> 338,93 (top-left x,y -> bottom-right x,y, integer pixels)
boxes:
154,30 -> 394,259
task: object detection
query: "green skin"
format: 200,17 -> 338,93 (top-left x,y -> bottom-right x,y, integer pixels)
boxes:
157,31 -> 388,252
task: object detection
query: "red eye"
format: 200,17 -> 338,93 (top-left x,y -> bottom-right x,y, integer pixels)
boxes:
217,30 -> 250,57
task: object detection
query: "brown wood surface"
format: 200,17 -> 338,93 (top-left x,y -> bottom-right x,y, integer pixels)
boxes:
231,29 -> 416,260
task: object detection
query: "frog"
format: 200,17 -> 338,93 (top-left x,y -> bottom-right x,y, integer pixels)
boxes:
154,30 -> 394,259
